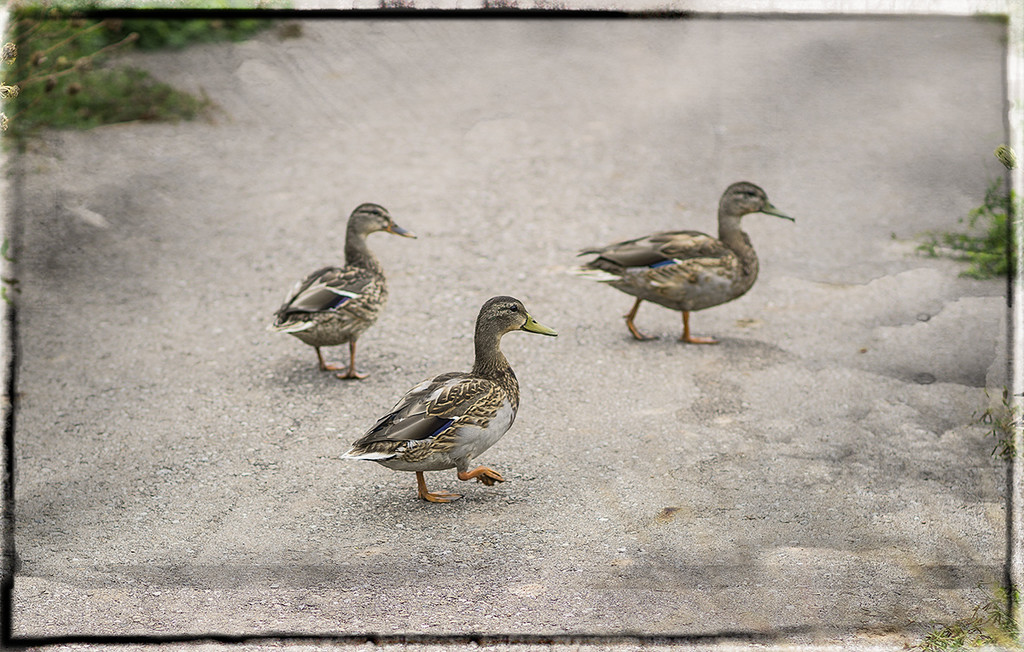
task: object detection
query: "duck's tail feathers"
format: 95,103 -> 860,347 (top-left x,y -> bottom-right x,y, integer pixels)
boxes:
570,265 -> 622,283
341,449 -> 396,461
267,319 -> 317,334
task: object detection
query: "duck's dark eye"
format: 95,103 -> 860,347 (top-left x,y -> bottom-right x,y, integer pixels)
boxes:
506,304 -> 519,313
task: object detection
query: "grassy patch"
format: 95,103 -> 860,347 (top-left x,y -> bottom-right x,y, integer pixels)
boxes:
112,16 -> 272,50
1,238 -> 17,305
12,63 -> 206,131
918,177 -> 1015,280
916,390 -> 1021,650
917,585 -> 1019,651
978,387 -> 1021,461
3,7 -> 274,137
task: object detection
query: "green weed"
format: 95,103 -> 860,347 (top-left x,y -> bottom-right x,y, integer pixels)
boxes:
112,16 -> 271,50
919,177 -> 1015,280
916,385 -> 1022,650
995,145 -> 1017,170
917,585 -> 1019,650
0,238 -> 16,305
2,7 -> 274,137
978,387 -> 1021,461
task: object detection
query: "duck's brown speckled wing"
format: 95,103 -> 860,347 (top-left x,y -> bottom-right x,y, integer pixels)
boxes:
274,266 -> 376,322
581,230 -> 730,271
347,373 -> 511,457
277,266 -> 373,314
655,231 -> 732,261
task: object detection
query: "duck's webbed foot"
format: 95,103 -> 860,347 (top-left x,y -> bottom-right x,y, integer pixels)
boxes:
315,347 -> 346,371
681,333 -> 718,344
416,471 -> 462,502
336,368 -> 369,380
458,466 -> 505,486
680,311 -> 719,344
626,320 -> 656,341
420,489 -> 462,502
335,341 -> 369,380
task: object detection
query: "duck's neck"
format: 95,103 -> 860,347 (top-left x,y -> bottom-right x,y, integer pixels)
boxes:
344,225 -> 382,273
472,330 -> 520,409
717,213 -> 758,280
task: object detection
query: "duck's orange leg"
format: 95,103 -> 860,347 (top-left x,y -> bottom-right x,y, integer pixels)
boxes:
680,311 -> 718,344
624,298 -> 655,341
458,466 -> 505,486
416,471 -> 462,503
336,340 -> 369,380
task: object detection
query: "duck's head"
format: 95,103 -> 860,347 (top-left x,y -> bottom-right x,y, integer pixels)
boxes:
720,182 -> 794,222
348,203 -> 417,238
478,296 -> 558,338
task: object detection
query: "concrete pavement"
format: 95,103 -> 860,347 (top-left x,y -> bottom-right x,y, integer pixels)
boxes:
4,15 -> 1013,647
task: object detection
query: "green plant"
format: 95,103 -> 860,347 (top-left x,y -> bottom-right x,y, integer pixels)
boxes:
4,11 -> 192,136
0,238 -> 17,305
112,16 -> 271,50
2,7 -> 274,137
978,387 -> 1021,461
995,145 -> 1017,170
917,585 -> 1019,651
919,177 -> 1015,280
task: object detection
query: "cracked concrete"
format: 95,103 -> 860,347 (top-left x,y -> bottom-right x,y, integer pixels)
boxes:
3,14 -> 1012,649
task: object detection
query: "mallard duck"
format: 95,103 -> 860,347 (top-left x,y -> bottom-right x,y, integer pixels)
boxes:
342,296 -> 557,502
269,203 -> 415,379
575,182 -> 793,343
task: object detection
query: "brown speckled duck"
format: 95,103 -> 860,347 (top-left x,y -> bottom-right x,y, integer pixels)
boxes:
575,182 -> 793,343
343,296 -> 557,502
269,203 -> 415,379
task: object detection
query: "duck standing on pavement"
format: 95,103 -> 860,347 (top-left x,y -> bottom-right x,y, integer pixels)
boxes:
269,203 -> 415,379
575,182 -> 793,343
342,296 -> 557,502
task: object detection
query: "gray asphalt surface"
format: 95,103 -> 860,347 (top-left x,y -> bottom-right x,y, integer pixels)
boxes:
4,15 -> 1012,647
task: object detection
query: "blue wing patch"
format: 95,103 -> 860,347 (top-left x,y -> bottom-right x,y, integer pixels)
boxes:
325,293 -> 353,309
429,418 -> 456,438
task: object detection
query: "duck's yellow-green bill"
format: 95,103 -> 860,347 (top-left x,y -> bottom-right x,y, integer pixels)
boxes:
523,314 -> 557,336
761,202 -> 795,222
388,222 -> 417,238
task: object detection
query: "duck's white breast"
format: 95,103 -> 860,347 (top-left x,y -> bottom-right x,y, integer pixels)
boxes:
451,400 -> 515,463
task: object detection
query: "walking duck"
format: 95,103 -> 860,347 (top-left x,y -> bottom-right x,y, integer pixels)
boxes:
575,182 -> 793,343
269,203 -> 415,379
343,296 -> 557,502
